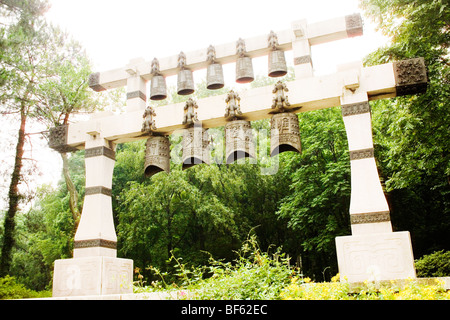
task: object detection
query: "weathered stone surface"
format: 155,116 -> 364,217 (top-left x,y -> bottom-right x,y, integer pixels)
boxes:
335,231 -> 416,283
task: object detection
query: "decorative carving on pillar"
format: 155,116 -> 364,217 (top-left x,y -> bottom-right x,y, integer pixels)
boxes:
349,148 -> 375,160
74,239 -> 117,250
85,146 -> 116,160
85,186 -> 112,196
182,98 -> 199,125
48,125 -> 78,153
350,211 -> 391,225
393,57 -> 428,96
341,101 -> 371,117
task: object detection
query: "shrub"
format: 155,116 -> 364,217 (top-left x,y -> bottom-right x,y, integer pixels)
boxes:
142,235 -> 298,300
280,275 -> 450,300
0,276 -> 51,300
415,250 -> 450,278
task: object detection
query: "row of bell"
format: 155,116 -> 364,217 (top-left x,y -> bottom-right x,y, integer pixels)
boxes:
144,112 -> 301,177
149,50 -> 288,101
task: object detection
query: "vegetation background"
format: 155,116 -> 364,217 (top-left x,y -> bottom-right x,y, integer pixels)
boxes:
0,0 -> 448,297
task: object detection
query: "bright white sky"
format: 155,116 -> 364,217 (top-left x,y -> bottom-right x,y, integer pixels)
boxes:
1,0 -> 390,211
45,0 -> 387,74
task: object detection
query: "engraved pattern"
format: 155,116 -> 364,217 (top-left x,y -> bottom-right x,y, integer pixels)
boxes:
48,125 -> 78,153
349,148 -> 374,160
394,58 -> 428,96
126,90 -> 147,101
85,186 -> 112,196
85,146 -> 116,160
182,126 -> 210,168
345,13 -> 363,37
270,113 -> 301,156
341,102 -> 371,117
225,120 -> 255,163
293,55 -> 312,65
350,211 -> 391,224
88,72 -> 106,92
145,135 -> 171,176
74,239 -> 117,249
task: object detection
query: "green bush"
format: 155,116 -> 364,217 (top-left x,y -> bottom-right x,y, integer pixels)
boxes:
141,235 -> 298,300
415,250 -> 450,278
0,276 -> 51,300
280,275 -> 450,300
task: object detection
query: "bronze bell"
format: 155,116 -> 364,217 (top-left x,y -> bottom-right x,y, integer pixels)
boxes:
270,112 -> 301,157
206,45 -> 225,90
235,38 -> 254,84
207,63 -> 225,90
267,31 -> 287,78
150,75 -> 167,100
144,135 -> 171,177
149,58 -> 167,100
177,69 -> 195,95
236,57 -> 254,84
268,50 -> 288,78
225,120 -> 255,164
182,125 -> 210,170
177,51 -> 195,95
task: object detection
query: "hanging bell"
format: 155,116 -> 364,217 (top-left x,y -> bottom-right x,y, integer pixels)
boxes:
177,69 -> 195,95
225,120 -> 255,164
267,31 -> 287,78
270,112 -> 301,157
150,74 -> 167,100
268,50 -> 288,78
235,38 -> 254,84
206,45 -> 224,90
144,135 -> 171,177
207,63 -> 225,90
182,125 -> 210,170
236,57 -> 254,84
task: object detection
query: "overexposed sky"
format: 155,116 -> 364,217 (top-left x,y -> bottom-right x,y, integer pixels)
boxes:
45,0 -> 387,74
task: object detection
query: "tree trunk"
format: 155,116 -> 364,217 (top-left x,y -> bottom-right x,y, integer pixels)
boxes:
0,107 -> 27,277
60,152 -> 81,230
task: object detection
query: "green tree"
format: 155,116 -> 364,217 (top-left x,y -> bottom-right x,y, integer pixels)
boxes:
276,108 -> 351,280
361,0 -> 450,255
0,0 -> 51,277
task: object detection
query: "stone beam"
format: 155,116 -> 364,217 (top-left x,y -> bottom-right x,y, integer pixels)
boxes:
65,61 -> 398,148
88,14 -> 363,92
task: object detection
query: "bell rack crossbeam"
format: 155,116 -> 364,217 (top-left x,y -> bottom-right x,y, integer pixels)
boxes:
48,13 -> 430,298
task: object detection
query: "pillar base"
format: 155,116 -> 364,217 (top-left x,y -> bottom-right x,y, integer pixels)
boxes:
335,231 -> 416,283
52,256 -> 133,297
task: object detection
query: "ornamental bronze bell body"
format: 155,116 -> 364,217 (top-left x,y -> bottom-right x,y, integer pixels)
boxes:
207,63 -> 225,90
267,31 -> 288,78
182,125 -> 210,170
177,51 -> 195,95
225,120 -> 255,164
270,112 -> 301,157
150,75 -> 167,100
149,58 -> 167,100
236,57 -> 254,84
144,135 -> 171,177
268,50 -> 288,78
177,69 -> 195,95
235,38 -> 254,84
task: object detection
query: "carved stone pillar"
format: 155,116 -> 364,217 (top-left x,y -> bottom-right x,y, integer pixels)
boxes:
335,90 -> 416,283
52,133 -> 133,298
74,135 -> 118,258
